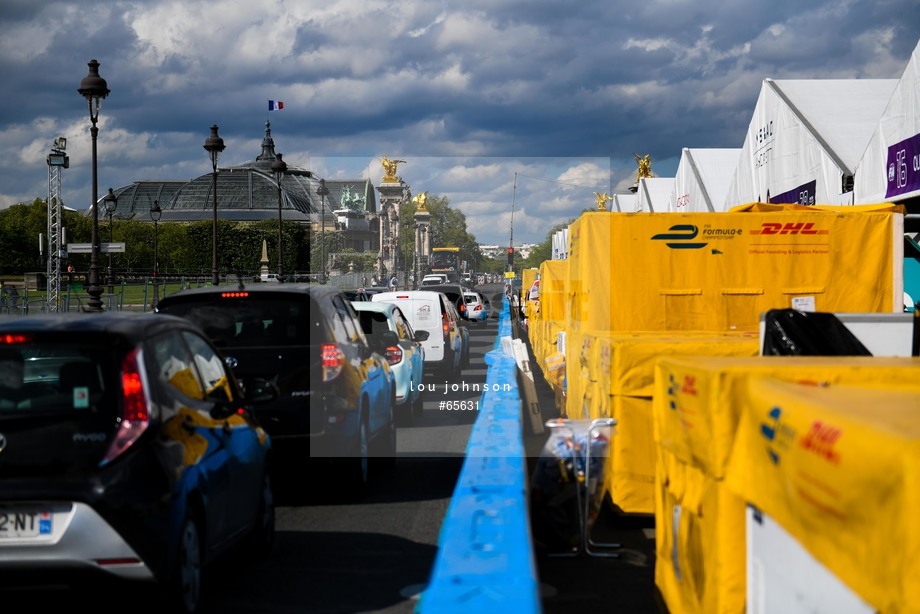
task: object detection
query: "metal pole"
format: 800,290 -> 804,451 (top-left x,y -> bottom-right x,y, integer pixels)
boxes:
316,179 -> 329,284
107,210 -> 114,295
152,217 -> 159,308
211,166 -> 219,286
86,122 -> 103,312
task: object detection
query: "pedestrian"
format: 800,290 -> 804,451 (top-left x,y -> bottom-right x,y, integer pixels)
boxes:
389,274 -> 398,290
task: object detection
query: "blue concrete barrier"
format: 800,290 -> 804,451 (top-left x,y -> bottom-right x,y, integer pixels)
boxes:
418,298 -> 540,613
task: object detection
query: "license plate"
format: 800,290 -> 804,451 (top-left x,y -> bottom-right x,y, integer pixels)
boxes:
0,509 -> 53,538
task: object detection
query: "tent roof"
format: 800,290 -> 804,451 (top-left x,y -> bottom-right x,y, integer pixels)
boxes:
677,148 -> 741,211
770,79 -> 897,171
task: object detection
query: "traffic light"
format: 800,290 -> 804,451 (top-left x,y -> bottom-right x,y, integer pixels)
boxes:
507,247 -> 514,266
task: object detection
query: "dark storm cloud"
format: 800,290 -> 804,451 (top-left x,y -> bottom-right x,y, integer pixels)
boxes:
0,0 -> 915,244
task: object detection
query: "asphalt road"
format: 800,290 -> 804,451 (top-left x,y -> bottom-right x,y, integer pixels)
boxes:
1,284 -> 665,613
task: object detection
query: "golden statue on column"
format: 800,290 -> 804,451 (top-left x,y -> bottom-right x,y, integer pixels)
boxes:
381,156 -> 406,183
593,192 -> 611,211
412,191 -> 429,211
634,153 -> 654,182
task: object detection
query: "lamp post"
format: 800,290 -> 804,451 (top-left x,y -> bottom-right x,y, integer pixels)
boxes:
203,124 -> 225,286
272,153 -> 288,283
103,187 -> 117,297
316,178 -> 329,284
77,59 -> 110,313
150,200 -> 162,309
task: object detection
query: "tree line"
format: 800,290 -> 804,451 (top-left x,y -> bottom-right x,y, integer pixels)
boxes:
0,196 -> 557,280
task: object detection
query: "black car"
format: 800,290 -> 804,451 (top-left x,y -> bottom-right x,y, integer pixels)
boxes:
0,312 -> 275,613
156,284 -> 396,497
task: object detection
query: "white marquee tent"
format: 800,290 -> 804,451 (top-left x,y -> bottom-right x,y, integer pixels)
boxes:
855,40 -> 920,205
669,148 -> 742,212
725,78 -> 897,208
636,177 -> 675,212
613,192 -> 638,213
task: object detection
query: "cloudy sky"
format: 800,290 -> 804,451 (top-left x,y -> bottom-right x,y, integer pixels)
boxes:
0,1 -> 916,246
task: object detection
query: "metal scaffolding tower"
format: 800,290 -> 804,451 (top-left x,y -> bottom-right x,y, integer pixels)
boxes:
46,138 -> 69,312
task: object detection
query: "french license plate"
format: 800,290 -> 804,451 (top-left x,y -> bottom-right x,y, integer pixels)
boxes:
0,508 -> 53,538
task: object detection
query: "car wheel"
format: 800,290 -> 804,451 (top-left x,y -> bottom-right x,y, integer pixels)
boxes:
243,470 -> 275,558
439,351 -> 455,380
411,389 -> 424,421
165,510 -> 204,614
377,392 -> 397,469
337,413 -> 369,500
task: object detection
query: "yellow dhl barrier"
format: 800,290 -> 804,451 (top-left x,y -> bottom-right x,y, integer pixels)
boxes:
565,205 -> 903,334
652,356 -> 920,614
726,378 -> 920,613
571,332 -> 760,513
652,355 -> 920,479
655,445 -> 747,614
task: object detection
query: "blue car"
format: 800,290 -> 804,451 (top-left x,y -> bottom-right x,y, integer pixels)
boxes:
157,284 -> 396,500
0,312 -> 276,614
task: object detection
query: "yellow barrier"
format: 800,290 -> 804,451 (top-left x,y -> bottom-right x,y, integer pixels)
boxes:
566,205 -> 903,334
652,356 -> 920,614
726,378 -> 920,613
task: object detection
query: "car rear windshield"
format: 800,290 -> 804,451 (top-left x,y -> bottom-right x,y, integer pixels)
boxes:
0,340 -> 113,414
159,297 -> 309,348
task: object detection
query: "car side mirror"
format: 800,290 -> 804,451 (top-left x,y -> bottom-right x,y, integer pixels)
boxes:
414,329 -> 430,342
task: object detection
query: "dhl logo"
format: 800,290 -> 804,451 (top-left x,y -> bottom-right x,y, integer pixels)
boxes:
798,420 -> 842,464
751,222 -> 829,236
679,375 -> 697,396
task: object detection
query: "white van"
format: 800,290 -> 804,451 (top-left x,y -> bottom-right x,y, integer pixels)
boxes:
371,290 -> 463,378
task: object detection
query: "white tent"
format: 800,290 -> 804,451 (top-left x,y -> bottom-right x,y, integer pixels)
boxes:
855,40 -> 920,204
725,78 -> 897,208
636,177 -> 675,212
552,228 -> 568,260
669,148 -> 742,212
613,192 -> 638,213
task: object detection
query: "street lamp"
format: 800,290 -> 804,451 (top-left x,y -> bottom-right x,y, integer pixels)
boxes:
272,153 -> 288,283
103,187 -> 117,297
77,58 -> 110,312
149,200 -> 162,309
316,178 -> 330,284
203,124 -> 225,286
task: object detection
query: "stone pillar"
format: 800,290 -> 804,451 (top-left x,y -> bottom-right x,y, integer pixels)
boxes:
376,180 -> 409,278
260,239 -> 270,278
414,207 -> 431,281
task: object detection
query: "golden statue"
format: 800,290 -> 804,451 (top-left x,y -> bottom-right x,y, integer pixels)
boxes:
593,192 -> 611,211
412,191 -> 429,211
634,153 -> 654,182
381,156 -> 406,183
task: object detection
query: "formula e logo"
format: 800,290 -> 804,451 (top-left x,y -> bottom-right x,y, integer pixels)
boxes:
650,224 -> 707,249
751,222 -> 827,236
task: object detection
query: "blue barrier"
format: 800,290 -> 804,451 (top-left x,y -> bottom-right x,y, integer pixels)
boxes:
418,298 -> 540,613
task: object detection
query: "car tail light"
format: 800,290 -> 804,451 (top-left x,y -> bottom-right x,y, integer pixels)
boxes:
102,347 -> 150,465
385,345 -> 403,365
321,343 -> 345,382
220,291 -> 249,298
474,305 -> 483,311
0,333 -> 30,344
442,313 -> 450,340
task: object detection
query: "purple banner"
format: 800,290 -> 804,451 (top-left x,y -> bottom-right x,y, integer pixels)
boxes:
770,180 -> 816,205
885,133 -> 920,198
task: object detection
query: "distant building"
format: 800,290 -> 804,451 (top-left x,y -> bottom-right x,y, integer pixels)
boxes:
93,121 -> 380,255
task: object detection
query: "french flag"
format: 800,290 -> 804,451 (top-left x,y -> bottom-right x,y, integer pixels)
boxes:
268,100 -> 284,111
